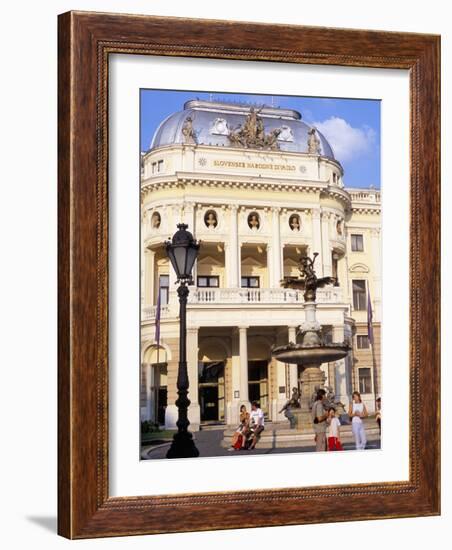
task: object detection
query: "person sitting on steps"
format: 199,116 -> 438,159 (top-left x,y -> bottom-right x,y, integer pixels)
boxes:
248,401 -> 265,450
229,404 -> 250,451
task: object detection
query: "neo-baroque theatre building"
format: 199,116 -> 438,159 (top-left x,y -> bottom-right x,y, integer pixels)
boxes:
140,99 -> 381,431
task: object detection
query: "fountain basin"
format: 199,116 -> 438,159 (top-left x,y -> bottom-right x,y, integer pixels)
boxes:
272,344 -> 350,364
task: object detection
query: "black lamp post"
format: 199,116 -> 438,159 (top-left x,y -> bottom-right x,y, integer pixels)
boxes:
165,223 -> 200,459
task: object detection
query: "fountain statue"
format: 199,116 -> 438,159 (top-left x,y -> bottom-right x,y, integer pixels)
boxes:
272,253 -> 350,431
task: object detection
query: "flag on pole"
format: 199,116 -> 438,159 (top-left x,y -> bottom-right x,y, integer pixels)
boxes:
367,285 -> 374,346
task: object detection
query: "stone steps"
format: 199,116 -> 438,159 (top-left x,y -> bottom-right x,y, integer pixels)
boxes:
221,422 -> 380,448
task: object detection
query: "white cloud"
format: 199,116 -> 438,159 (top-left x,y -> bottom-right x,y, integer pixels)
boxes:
313,116 -> 376,162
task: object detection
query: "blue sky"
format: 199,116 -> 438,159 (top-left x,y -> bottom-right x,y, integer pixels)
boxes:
140,89 -> 380,189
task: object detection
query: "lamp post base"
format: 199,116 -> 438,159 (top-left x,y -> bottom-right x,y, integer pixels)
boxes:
166,431 -> 200,459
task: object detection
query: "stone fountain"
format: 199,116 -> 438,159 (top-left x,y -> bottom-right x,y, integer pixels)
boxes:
272,253 -> 351,431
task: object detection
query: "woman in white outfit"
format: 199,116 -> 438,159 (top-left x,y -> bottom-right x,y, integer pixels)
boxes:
348,391 -> 368,450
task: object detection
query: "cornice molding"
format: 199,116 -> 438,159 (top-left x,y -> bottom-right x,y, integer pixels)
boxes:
141,173 -> 352,208
350,206 -> 381,214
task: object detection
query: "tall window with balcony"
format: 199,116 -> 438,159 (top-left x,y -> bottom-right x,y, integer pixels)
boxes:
241,276 -> 260,302
197,275 -> 219,288
358,367 -> 373,394
356,334 -> 370,349
197,275 -> 219,302
159,274 -> 169,305
351,234 -> 364,252
332,252 -> 339,286
352,279 -> 367,310
241,276 -> 260,288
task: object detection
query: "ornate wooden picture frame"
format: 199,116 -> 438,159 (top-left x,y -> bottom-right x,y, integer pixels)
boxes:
58,11 -> 440,538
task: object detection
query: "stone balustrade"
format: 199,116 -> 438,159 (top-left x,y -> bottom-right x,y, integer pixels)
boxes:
142,287 -> 343,321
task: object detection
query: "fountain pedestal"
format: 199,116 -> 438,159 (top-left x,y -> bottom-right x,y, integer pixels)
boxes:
272,301 -> 349,433
295,364 -> 327,430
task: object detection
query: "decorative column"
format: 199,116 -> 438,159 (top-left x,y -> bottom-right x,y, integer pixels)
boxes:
227,205 -> 239,287
228,329 -> 242,425
164,359 -> 179,429
281,243 -> 286,283
145,363 -> 154,422
369,229 -> 381,403
321,211 -> 332,277
288,325 -> 299,391
328,362 -> 336,394
238,326 -> 250,407
184,203 -> 197,283
183,202 -> 196,232
275,328 -> 289,420
311,208 -> 324,276
183,202 -> 198,286
144,248 -> 155,307
370,228 -> 382,321
266,244 -> 274,288
141,210 -> 149,240
187,327 -> 200,431
271,207 -> 282,288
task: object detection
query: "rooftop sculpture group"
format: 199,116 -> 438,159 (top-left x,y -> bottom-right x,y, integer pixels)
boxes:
180,106 -> 324,154
228,107 -> 281,150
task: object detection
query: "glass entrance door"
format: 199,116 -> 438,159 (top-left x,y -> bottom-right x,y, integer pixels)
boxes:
199,361 -> 225,423
157,387 -> 167,425
248,360 -> 269,415
152,362 -> 167,426
199,385 -> 219,421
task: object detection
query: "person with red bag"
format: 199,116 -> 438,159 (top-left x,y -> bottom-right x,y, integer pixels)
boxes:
327,407 -> 343,451
229,405 -> 250,451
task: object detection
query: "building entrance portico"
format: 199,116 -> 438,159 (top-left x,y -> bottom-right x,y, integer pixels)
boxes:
168,320 -> 355,429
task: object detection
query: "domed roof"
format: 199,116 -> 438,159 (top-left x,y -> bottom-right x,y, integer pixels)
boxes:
149,99 -> 335,159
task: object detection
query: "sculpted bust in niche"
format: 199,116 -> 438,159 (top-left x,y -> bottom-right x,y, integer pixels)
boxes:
204,210 -> 218,228
151,212 -> 161,229
289,214 -> 301,231
248,212 -> 260,230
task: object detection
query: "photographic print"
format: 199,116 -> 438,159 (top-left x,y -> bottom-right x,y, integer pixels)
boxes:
58,13 -> 440,536
139,90 -> 382,459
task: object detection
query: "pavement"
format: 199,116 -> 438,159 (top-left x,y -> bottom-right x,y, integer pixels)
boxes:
142,422 -> 381,459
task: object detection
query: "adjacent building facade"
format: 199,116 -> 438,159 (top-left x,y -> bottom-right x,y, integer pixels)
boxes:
140,99 -> 381,431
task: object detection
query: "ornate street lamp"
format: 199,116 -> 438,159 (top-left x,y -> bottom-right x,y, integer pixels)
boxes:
165,223 -> 200,458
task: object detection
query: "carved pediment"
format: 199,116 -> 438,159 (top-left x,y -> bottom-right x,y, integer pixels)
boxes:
284,258 -> 300,267
349,262 -> 369,273
156,257 -> 169,267
197,255 -> 223,267
241,255 -> 265,267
